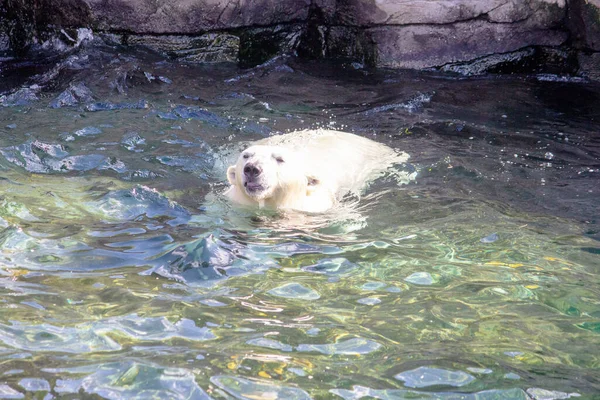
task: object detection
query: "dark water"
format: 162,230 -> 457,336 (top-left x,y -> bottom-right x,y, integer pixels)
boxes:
0,42 -> 599,399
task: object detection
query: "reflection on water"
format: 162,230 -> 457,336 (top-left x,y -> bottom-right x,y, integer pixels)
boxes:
0,43 -> 599,399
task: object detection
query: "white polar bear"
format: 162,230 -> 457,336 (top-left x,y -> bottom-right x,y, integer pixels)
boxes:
224,129 -> 409,213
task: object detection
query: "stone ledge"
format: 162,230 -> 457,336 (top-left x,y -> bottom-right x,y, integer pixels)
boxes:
84,0 -> 313,33
369,19 -> 568,69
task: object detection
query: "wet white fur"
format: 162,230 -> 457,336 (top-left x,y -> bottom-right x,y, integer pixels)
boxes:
224,129 -> 408,213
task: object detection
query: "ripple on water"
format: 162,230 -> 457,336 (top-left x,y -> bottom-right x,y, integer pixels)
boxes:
155,153 -> 214,174
0,322 -> 121,353
49,362 -> 211,399
357,297 -> 382,305
331,386 -> 530,400
0,384 -> 23,399
0,315 -> 214,354
404,272 -> 435,285
99,314 -> 216,342
0,140 -> 113,173
1,53 -> 598,399
211,375 -> 312,400
18,378 -> 50,392
85,186 -> 191,226
297,337 -> 381,355
48,82 -> 94,108
268,283 -> 321,300
0,226 -> 170,272
246,337 -> 293,352
153,105 -> 229,128
394,366 -> 475,388
84,99 -> 150,112
144,232 -> 279,286
121,132 -> 146,152
301,257 -> 358,276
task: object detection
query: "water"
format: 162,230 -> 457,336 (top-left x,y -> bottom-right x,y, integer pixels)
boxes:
0,43 -> 599,399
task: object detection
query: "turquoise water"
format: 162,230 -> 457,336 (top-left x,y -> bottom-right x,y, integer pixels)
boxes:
0,45 -> 599,399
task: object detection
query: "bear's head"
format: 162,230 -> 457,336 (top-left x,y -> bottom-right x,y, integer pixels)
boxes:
226,145 -> 323,209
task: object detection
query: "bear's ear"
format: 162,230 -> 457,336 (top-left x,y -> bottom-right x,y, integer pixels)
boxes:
227,166 -> 237,185
306,175 -> 320,195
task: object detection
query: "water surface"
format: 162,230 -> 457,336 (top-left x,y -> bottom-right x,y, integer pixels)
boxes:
0,44 -> 599,399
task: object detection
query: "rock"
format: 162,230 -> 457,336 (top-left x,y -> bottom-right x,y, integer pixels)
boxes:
569,0 -> 600,51
339,0 -> 565,26
84,0 -> 313,33
239,25 -> 302,67
0,86 -> 39,106
0,0 -> 590,77
325,26 -> 377,65
0,0 -> 91,56
368,19 -> 567,70
441,47 -> 578,75
127,33 -> 240,63
578,52 -> 600,80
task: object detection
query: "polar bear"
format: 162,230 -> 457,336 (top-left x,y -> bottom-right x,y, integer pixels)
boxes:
224,129 -> 408,213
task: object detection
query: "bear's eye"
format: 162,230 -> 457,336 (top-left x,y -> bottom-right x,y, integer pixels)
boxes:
274,155 -> 285,163
242,153 -> 250,159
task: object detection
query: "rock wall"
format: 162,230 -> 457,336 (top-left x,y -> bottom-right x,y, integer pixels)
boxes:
0,0 -> 599,77
568,0 -> 600,79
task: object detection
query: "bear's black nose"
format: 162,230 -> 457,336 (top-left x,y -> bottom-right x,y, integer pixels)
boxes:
243,163 -> 262,179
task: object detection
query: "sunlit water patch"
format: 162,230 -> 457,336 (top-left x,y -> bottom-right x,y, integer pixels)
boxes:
0,45 -> 599,398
